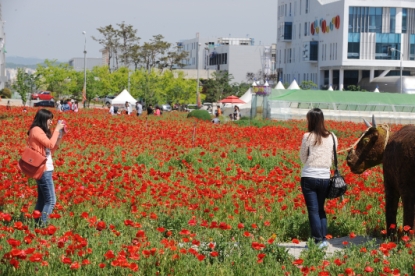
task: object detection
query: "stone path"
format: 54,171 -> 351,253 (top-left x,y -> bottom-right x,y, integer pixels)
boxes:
278,236 -> 380,259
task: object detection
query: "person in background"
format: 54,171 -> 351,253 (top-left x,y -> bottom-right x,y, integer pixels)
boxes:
299,108 -> 337,249
233,105 -> 240,121
67,100 -> 72,110
72,101 -> 79,113
212,113 -> 220,124
56,100 -> 62,112
61,100 -> 71,112
136,101 -> 143,116
109,104 -> 115,115
125,102 -> 132,115
6,100 -> 11,110
215,105 -> 222,117
154,106 -> 161,116
147,104 -> 154,115
27,109 -> 65,226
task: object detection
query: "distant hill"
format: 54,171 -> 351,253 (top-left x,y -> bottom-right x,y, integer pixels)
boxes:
6,62 -> 38,69
5,56 -> 67,69
6,56 -> 46,65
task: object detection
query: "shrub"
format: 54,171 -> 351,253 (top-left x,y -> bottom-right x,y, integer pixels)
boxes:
187,110 -> 211,121
1,88 -> 11,98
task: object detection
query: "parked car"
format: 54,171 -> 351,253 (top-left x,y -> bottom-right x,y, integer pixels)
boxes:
34,100 -> 55,108
159,104 -> 172,112
185,104 -> 199,112
98,95 -> 115,107
31,91 -> 54,101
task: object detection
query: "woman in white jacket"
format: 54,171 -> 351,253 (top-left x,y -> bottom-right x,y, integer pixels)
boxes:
299,108 -> 337,249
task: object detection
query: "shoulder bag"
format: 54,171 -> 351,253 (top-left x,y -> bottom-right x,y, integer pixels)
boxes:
17,138 -> 47,180
326,133 -> 347,199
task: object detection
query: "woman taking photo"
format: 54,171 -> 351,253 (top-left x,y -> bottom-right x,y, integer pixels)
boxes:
27,109 -> 65,225
299,108 -> 337,248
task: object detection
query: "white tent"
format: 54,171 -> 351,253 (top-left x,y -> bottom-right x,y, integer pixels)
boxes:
111,89 -> 137,106
328,85 -> 334,91
374,86 -> 380,93
275,81 -> 285,90
287,79 -> 301,90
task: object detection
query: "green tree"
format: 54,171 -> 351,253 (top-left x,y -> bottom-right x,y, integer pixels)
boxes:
202,71 -> 234,102
140,35 -> 171,71
299,80 -> 318,90
12,68 -> 30,105
35,59 -> 79,99
116,22 -> 140,67
92,25 -> 119,71
160,45 -> 188,70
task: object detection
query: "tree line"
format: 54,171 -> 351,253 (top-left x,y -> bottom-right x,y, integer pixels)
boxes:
10,22 -> 254,105
92,22 -> 188,72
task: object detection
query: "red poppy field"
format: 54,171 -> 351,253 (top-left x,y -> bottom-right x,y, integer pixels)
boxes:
0,107 -> 414,275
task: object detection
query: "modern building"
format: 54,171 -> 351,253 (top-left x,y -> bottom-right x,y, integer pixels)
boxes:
68,57 -> 103,71
276,0 -> 415,93
177,35 -> 267,83
0,3 -> 6,90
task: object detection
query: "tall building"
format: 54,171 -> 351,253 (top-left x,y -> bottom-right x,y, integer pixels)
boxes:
0,3 -> 6,90
276,0 -> 415,93
177,36 -> 266,83
68,57 -> 103,71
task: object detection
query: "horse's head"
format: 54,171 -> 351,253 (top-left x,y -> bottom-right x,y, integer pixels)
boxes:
346,116 -> 390,174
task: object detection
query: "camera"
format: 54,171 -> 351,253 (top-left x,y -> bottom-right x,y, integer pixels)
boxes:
58,120 -> 68,133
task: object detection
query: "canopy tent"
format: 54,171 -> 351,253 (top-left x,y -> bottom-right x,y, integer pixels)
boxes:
275,81 -> 285,90
287,79 -> 301,90
219,95 -> 245,104
111,89 -> 137,106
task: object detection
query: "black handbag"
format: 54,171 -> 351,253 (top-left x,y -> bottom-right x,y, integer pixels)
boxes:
326,133 -> 347,199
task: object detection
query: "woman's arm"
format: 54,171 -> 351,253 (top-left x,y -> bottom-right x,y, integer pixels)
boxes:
299,133 -> 309,164
31,127 -> 60,149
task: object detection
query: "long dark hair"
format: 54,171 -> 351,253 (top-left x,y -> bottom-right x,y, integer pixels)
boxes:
28,109 -> 54,138
306,108 -> 330,145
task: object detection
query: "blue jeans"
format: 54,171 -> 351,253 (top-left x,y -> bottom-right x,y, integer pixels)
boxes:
301,177 -> 330,243
35,171 -> 56,225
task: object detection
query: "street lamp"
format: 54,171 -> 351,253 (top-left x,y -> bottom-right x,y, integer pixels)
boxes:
389,47 -> 403,94
196,42 -> 201,107
82,31 -> 87,107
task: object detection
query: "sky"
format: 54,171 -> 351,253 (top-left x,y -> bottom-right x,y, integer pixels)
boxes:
3,0 -> 277,62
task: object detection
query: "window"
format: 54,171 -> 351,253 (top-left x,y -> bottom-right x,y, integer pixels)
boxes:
390,8 -> 396,33
284,22 -> 293,40
304,22 -> 308,36
375,33 -> 401,60
299,23 -> 301,38
369,7 -> 382,33
348,33 -> 360,59
289,3 -> 291,16
300,0 -> 302,15
310,41 -> 318,61
349,6 -> 382,33
305,0 -> 309,13
402,8 -> 407,33
410,35 -> 415,60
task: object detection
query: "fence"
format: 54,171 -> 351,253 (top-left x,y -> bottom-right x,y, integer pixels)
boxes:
268,100 -> 415,124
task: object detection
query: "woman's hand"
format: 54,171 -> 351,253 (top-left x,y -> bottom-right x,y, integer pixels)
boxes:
55,121 -> 65,132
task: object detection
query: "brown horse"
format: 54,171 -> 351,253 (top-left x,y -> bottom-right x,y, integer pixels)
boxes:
346,116 -> 415,235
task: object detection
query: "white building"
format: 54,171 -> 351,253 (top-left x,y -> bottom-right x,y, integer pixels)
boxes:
0,3 -> 6,90
68,57 -> 103,71
276,0 -> 415,93
177,36 -> 266,83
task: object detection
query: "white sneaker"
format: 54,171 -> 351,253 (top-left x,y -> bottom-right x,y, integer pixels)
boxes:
318,241 -> 329,249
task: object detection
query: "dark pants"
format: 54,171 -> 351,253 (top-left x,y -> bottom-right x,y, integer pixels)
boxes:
301,177 -> 330,243
35,171 -> 56,225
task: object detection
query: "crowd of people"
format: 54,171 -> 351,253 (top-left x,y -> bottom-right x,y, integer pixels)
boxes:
56,99 -> 78,113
